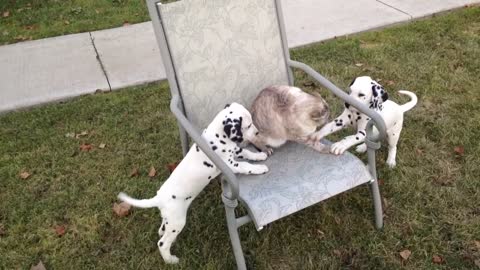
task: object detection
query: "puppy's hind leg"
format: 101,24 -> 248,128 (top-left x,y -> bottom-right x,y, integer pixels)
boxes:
158,218 -> 167,237
158,208 -> 187,264
386,127 -> 402,168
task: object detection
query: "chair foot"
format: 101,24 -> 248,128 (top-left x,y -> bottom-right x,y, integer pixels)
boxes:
223,197 -> 247,270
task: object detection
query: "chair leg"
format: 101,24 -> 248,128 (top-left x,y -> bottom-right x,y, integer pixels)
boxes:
369,179 -> 383,229
224,200 -> 247,270
366,139 -> 384,230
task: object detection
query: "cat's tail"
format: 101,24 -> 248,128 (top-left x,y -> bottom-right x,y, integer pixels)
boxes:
398,90 -> 418,113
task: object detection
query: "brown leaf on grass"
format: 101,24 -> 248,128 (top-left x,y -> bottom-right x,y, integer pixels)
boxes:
377,178 -> 384,186
474,240 -> 480,250
2,11 -> 10,17
98,143 -> 106,149
166,162 -> 179,173
30,261 -> 46,270
95,9 -> 100,14
129,167 -> 139,177
24,25 -> 36,30
399,249 -> 412,260
148,166 -> 156,178
64,20 -> 70,25
75,131 -> 88,138
354,63 -> 364,67
0,223 -> 5,236
65,132 -> 75,138
79,143 -> 93,151
416,148 -> 424,155
454,146 -> 465,156
113,202 -> 131,217
54,225 -> 66,237
123,21 -> 131,26
386,80 -> 395,86
333,249 -> 342,257
19,171 -> 31,179
432,255 -> 445,264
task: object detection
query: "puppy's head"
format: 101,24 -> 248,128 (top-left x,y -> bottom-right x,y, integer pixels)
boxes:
222,103 -> 258,144
349,76 -> 388,110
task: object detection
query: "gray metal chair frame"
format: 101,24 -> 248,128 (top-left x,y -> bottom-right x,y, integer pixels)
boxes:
146,0 -> 386,269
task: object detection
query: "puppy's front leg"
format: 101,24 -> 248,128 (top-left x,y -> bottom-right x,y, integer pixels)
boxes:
234,148 -> 268,161
331,128 -> 367,155
309,109 -> 352,142
229,161 -> 268,175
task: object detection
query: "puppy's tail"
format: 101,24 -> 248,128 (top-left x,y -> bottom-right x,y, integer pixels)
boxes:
398,90 -> 418,113
118,192 -> 161,209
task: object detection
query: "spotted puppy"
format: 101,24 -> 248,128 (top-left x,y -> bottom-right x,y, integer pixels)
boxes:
310,76 -> 417,168
118,103 -> 268,264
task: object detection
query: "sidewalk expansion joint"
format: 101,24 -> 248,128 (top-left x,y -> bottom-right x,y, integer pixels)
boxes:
89,32 -> 112,91
376,0 -> 413,19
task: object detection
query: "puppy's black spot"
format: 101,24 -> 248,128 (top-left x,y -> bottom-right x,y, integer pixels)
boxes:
161,224 -> 165,231
185,196 -> 192,200
172,230 -> 176,233
336,122 -> 343,127
255,132 -> 259,135
345,102 -> 350,109
356,112 -> 360,115
172,195 -> 176,199
381,91 -> 389,102
222,149 -> 226,153
350,121 -> 353,125
210,141 -> 214,144
359,131 -> 366,136
357,116 -> 362,120
224,104 -> 230,108
372,85 -> 378,97
159,242 -> 163,247
234,163 -> 239,167
208,176 -> 212,179
248,171 -> 252,174
196,145 -> 199,152
349,78 -> 356,87
220,140 -> 226,144
212,146 -> 217,151
235,148 -> 243,154
223,135 -> 227,138
348,114 -> 351,119
203,161 -> 213,168
230,111 -> 233,114
215,134 -> 219,138
238,155 -> 244,159
356,137 -> 359,140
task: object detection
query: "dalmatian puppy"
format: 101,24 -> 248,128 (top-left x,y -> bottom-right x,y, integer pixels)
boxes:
310,76 -> 417,168
118,102 -> 268,264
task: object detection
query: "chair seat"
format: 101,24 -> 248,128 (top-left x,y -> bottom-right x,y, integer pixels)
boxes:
238,141 -> 373,230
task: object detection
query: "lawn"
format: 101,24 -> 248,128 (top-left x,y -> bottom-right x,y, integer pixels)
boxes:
1,6 -> 479,270
0,0 -> 157,45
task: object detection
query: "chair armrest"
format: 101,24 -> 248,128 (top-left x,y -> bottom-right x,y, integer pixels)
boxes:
170,95 -> 240,199
288,60 -> 387,141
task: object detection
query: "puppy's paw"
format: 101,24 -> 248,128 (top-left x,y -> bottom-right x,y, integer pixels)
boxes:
386,159 -> 396,168
255,152 -> 268,161
331,141 -> 349,155
164,255 -> 179,264
250,164 -> 269,175
355,143 -> 367,153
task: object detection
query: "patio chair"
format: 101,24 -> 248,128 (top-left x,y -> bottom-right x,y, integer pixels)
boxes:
146,0 -> 387,268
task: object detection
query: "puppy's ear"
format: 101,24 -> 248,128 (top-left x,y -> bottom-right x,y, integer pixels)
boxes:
370,82 -> 388,110
222,116 -> 243,143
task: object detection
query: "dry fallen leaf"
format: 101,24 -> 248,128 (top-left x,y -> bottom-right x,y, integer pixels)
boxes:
416,148 -> 424,155
79,143 -> 93,151
98,143 -> 106,149
30,261 -> 46,270
378,179 -> 384,185
166,162 -> 179,173
64,20 -> 70,25
474,240 -> 480,250
333,249 -> 342,257
432,255 -> 444,264
148,166 -> 156,178
0,223 -> 5,236
113,202 -> 131,217
54,225 -> 66,237
129,167 -> 139,177
19,171 -> 31,179
123,21 -> 131,26
75,131 -> 88,138
454,146 -> 465,156
355,63 -> 364,67
95,9 -> 100,14
386,80 -> 395,86
2,11 -> 10,17
399,249 -> 411,260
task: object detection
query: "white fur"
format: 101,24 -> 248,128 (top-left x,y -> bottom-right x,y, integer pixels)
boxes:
118,103 -> 268,264
310,76 -> 417,168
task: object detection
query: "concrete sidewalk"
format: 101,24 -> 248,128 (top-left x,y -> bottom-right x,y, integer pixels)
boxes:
0,0 -> 478,113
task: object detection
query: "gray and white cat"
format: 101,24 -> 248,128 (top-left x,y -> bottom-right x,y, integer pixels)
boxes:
243,85 -> 331,155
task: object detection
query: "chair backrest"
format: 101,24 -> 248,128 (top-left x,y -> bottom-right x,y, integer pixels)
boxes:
149,0 -> 293,129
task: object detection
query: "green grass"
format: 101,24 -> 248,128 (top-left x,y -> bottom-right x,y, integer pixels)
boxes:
1,6 -> 480,270
0,0 -> 153,45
